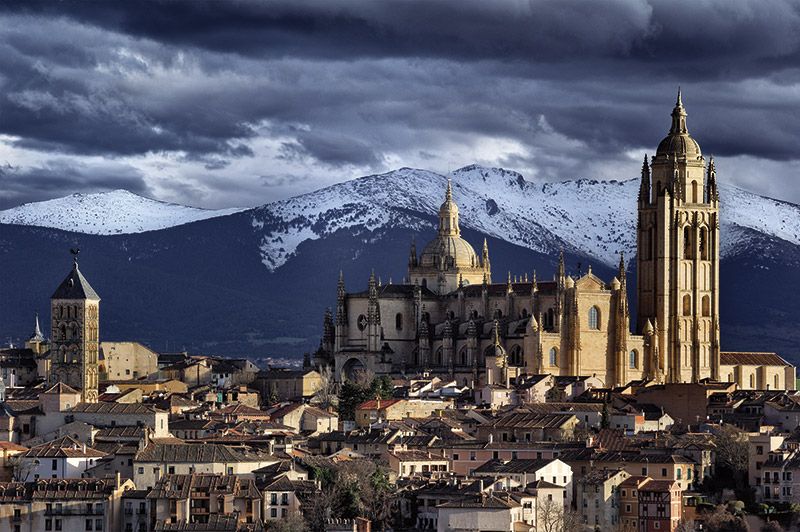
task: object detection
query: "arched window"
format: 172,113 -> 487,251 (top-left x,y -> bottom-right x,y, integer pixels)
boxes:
510,345 -> 523,367
700,227 -> 708,260
470,310 -> 479,320
682,295 -> 691,316
459,347 -> 468,366
421,279 -> 427,289
434,347 -> 443,366
684,227 -> 693,259
549,347 -> 558,367
629,350 -> 638,369
395,313 -> 403,331
691,180 -> 698,203
588,306 -> 600,330
702,296 -> 710,317
749,374 -> 755,389
493,309 -> 503,319
521,308 -> 529,319
546,308 -> 555,331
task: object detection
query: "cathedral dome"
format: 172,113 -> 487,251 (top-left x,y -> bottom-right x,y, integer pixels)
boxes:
419,235 -> 480,270
655,89 -> 702,159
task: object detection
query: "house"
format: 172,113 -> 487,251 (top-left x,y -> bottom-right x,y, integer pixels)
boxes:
471,458 -> 573,507
99,341 -> 159,381
438,440 -> 585,476
64,402 -> 170,438
255,368 -> 322,401
147,473 -> 262,525
436,494 -> 524,532
133,443 -> 279,489
387,450 -> 450,479
16,436 -> 107,481
749,427 -> 786,499
619,476 -> 683,532
355,399 -> 451,428
259,475 -> 317,521
576,468 -> 629,530
268,403 -> 338,434
0,476 -> 134,532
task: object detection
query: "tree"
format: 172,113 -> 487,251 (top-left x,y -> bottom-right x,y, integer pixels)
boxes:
266,513 -> 308,532
337,376 -> 394,422
313,365 -> 337,410
702,504 -> 751,532
714,425 -> 749,475
537,498 -> 582,532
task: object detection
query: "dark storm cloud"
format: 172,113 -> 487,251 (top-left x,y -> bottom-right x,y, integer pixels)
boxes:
0,159 -> 150,209
0,0 -> 799,206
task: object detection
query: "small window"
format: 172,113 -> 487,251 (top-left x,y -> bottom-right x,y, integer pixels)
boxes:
395,313 -> 403,331
588,306 -> 600,330
629,350 -> 638,369
549,347 -> 558,367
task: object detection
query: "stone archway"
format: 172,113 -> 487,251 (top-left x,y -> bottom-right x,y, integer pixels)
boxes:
341,357 -> 366,381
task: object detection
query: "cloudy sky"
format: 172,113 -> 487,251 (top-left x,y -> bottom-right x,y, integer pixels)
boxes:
1,0 -> 799,210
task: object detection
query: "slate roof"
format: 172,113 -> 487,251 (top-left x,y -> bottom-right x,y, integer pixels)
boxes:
437,494 -> 520,509
43,382 -> 80,395
721,352 -> 790,366
135,443 -> 267,463
148,474 -> 260,499
51,264 -> 100,300
68,402 -> 162,414
473,458 -> 557,475
490,412 -> 576,429
20,436 -> 106,459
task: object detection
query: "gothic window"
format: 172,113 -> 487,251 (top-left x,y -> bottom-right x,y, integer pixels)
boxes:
357,314 -> 367,331
459,347 -> 468,366
521,308 -> 529,319
700,227 -> 708,260
588,306 -> 600,330
691,180 -> 698,203
702,296 -> 710,317
682,295 -> 691,316
546,308 -> 555,331
629,350 -> 638,369
493,309 -> 503,319
434,347 -> 443,366
683,227 -> 693,259
510,345 -> 523,367
71,324 -> 79,340
549,347 -> 558,367
395,313 -> 403,331
648,227 -> 655,261
421,279 -> 427,289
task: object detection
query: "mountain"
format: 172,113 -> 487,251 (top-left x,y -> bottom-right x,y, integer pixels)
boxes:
0,189 -> 243,234
2,165 -> 800,364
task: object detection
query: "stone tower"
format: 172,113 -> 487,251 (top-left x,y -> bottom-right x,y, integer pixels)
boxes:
49,253 -> 100,402
637,90 -> 720,383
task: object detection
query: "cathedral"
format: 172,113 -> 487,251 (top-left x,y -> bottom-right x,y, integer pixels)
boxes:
316,92 -> 796,391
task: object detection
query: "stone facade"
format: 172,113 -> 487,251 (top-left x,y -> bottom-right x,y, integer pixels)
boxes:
48,258 -> 100,403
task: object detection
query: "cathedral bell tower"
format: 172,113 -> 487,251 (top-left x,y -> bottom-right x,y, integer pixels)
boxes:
637,90 -> 720,383
49,251 -> 100,403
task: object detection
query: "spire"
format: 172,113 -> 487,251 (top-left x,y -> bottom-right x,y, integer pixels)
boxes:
29,313 -> 45,343
707,156 -> 719,202
492,320 -> 501,345
438,179 -> 459,236
506,271 -> 513,294
337,271 -> 346,300
639,154 -> 651,203
558,249 -> 565,280
482,237 -> 490,270
408,237 -> 417,268
532,270 -> 538,294
669,87 -> 688,135
618,251 -> 626,283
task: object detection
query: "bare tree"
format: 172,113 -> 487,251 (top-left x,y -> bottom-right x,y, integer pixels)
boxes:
537,498 -> 582,532
313,365 -> 337,410
714,425 -> 749,474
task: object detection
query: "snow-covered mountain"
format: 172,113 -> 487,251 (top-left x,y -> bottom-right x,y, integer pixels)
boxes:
3,164 -> 800,360
251,164 -> 800,270
0,189 -> 244,235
